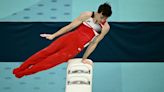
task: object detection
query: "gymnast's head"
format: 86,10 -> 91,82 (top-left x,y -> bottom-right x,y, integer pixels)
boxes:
95,2 -> 112,23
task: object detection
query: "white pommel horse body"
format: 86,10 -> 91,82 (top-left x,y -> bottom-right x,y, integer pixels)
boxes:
65,58 -> 93,92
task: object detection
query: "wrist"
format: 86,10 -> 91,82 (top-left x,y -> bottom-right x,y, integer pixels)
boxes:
82,57 -> 87,61
52,34 -> 56,38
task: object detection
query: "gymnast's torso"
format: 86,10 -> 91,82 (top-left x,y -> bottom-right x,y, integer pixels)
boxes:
72,12 -> 105,48
83,17 -> 102,36
59,12 -> 105,49
83,11 -> 103,35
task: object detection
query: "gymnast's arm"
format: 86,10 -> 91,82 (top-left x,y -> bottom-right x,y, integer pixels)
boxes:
40,12 -> 91,40
82,22 -> 110,64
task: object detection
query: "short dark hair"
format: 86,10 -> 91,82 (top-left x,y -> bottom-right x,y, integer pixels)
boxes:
98,3 -> 112,17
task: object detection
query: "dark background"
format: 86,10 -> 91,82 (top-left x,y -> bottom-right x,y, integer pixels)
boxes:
0,22 -> 164,62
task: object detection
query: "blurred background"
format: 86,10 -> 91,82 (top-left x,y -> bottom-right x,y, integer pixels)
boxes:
0,0 -> 164,92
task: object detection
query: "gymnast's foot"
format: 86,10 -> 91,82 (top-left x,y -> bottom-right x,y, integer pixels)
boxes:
13,68 -> 22,74
14,72 -> 24,78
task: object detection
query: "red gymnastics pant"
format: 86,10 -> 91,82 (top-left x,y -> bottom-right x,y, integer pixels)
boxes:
13,24 -> 95,78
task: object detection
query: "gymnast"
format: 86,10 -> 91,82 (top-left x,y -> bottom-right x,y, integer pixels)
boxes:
13,3 -> 112,78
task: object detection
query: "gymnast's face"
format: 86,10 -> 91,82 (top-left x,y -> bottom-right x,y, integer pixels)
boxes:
95,12 -> 108,24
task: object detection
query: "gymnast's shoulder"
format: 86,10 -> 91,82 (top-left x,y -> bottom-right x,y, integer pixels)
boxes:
79,11 -> 92,18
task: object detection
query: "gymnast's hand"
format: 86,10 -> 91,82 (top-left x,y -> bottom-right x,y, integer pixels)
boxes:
40,34 -> 55,40
82,59 -> 93,66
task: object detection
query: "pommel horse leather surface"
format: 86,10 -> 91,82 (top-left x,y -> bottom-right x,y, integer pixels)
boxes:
65,58 -> 93,92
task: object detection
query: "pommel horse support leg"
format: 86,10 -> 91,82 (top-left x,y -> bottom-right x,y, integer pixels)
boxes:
65,58 -> 93,92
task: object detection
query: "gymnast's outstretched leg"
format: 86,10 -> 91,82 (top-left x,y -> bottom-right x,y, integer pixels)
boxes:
13,36 -> 66,75
15,46 -> 78,78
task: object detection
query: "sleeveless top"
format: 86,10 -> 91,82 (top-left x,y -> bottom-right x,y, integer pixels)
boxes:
82,12 -> 103,36
75,12 -> 106,48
